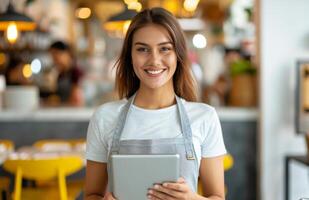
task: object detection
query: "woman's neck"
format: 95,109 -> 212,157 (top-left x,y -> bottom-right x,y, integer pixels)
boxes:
134,88 -> 176,109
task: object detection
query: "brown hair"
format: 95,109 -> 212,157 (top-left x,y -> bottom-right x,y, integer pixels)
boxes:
115,7 -> 197,101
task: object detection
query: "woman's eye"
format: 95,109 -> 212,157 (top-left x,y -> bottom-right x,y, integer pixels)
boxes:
161,47 -> 172,52
137,47 -> 149,52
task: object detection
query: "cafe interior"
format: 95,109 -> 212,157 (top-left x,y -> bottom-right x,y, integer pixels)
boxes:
0,0 -> 308,199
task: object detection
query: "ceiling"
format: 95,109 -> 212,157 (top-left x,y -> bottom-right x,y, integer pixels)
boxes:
71,0 -> 233,24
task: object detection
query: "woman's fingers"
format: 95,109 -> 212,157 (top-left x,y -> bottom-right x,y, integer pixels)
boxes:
148,188 -> 175,200
151,184 -> 180,198
162,182 -> 186,192
148,178 -> 189,199
104,192 -> 117,200
177,177 -> 186,183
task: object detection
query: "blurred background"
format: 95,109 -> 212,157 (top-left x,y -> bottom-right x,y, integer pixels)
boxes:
0,0 -> 257,108
0,0 -> 308,200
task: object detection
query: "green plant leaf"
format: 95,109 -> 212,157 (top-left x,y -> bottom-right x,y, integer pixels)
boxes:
230,59 -> 256,76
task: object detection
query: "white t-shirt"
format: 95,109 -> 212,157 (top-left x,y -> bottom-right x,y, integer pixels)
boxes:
86,98 -> 226,167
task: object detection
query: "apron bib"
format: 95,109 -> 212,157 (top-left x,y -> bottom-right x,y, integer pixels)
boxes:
108,94 -> 199,192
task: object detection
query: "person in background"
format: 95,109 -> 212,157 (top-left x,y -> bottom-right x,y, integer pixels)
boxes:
85,7 -> 226,200
49,41 -> 84,106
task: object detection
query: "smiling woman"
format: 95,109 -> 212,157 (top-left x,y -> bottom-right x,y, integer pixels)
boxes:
85,7 -> 226,200
115,7 -> 197,102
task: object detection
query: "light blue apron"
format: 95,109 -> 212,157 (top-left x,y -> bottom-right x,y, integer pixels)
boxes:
108,94 -> 199,192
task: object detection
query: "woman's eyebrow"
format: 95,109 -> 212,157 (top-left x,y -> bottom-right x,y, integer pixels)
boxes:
134,41 -> 173,46
134,42 -> 148,46
158,42 -> 173,46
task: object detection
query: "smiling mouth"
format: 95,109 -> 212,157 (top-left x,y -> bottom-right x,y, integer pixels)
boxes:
144,69 -> 166,75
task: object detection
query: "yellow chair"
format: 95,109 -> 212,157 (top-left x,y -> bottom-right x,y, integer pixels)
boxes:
0,140 -> 14,152
0,140 -> 14,200
3,156 -> 84,200
223,153 -> 234,171
34,139 -> 87,152
68,138 -> 85,147
32,139 -> 85,198
197,153 -> 234,195
33,139 -> 72,152
68,138 -> 86,152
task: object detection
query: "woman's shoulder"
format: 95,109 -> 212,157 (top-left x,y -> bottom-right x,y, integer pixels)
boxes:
91,99 -> 127,122
181,99 -> 217,121
182,99 -> 215,113
97,99 -> 127,110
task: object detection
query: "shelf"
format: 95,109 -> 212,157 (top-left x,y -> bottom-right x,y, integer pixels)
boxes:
0,107 -> 258,122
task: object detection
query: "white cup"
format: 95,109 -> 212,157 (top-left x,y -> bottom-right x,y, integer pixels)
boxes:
4,86 -> 39,111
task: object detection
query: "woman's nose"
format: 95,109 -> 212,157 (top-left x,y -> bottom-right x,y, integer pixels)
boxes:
149,50 -> 162,66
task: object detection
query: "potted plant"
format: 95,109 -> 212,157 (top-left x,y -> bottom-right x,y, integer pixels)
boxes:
228,59 -> 257,107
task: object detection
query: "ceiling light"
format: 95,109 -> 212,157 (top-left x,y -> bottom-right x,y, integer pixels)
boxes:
75,7 -> 91,19
183,0 -> 200,12
0,3 -> 36,44
23,64 -> 32,78
193,34 -> 207,49
0,3 -> 36,31
127,2 -> 142,12
31,59 -> 41,74
6,22 -> 18,44
124,0 -> 137,5
103,8 -> 137,37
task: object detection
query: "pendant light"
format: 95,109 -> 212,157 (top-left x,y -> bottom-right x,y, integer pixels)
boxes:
103,0 -> 143,37
103,7 -> 137,36
0,2 -> 36,43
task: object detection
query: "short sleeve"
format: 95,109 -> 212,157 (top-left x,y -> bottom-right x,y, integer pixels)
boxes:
86,113 -> 108,163
201,108 -> 227,158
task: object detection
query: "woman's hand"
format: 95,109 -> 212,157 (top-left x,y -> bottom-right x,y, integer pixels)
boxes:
103,192 -> 117,200
147,177 -> 198,200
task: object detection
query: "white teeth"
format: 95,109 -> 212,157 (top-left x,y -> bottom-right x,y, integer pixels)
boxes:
146,69 -> 164,74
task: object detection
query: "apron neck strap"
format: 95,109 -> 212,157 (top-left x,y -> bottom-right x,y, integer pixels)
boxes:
111,94 -> 135,153
175,96 -> 195,159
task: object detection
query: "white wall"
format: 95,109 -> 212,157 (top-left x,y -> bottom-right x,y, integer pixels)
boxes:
260,0 -> 309,200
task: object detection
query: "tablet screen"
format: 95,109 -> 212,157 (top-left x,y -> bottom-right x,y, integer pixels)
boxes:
110,154 -> 180,200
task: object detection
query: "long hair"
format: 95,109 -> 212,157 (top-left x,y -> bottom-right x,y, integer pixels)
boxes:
115,7 -> 197,101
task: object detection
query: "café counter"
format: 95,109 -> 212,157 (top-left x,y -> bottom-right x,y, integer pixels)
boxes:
0,107 -> 257,122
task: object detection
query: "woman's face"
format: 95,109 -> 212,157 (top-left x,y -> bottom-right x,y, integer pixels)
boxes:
131,24 -> 177,92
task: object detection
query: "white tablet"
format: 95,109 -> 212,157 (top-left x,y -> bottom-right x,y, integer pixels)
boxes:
110,154 -> 180,200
